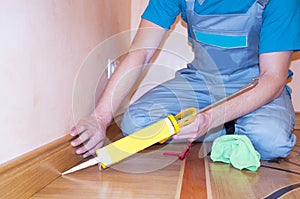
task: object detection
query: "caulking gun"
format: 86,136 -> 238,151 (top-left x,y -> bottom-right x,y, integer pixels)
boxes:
62,78 -> 258,175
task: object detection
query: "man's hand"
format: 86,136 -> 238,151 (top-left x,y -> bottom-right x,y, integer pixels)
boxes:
70,116 -> 107,158
172,111 -> 212,143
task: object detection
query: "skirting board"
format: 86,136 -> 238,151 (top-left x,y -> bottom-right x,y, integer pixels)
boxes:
0,135 -> 82,199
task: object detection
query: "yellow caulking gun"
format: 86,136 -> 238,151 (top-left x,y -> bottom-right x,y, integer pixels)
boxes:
62,78 -> 258,175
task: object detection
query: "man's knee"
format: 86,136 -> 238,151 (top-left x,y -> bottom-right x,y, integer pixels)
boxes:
236,118 -> 296,160
258,133 -> 296,160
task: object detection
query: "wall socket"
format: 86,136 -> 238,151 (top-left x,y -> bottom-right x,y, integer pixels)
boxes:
107,59 -> 118,79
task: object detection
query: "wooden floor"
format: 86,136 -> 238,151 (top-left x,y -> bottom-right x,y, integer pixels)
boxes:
31,130 -> 300,199
206,130 -> 300,199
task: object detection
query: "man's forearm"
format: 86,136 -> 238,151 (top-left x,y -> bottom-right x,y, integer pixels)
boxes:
93,50 -> 148,125
91,19 -> 167,127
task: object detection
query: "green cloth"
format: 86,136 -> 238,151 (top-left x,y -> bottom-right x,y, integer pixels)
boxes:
210,135 -> 261,171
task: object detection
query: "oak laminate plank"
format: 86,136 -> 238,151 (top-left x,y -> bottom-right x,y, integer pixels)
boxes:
206,130 -> 300,199
180,143 -> 207,198
31,144 -> 186,199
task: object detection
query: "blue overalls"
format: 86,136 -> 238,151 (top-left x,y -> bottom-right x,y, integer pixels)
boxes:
121,0 -> 296,160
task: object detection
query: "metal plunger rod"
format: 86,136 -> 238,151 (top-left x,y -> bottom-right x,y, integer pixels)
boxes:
175,78 -> 259,127
197,78 -> 259,114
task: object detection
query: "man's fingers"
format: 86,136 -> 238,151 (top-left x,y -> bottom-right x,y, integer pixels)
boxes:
70,131 -> 89,147
74,133 -> 105,155
82,142 -> 104,158
69,124 -> 86,136
75,133 -> 99,154
76,145 -> 88,155
81,138 -> 99,153
173,133 -> 196,143
69,127 -> 77,136
70,137 -> 82,147
82,151 -> 92,159
173,123 -> 199,141
173,133 -> 194,140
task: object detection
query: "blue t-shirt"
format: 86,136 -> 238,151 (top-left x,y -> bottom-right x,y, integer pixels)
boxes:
142,0 -> 300,54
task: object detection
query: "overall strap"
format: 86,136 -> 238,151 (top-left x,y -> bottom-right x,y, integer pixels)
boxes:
257,0 -> 270,8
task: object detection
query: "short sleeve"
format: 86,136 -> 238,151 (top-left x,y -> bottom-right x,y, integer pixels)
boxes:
259,0 -> 300,54
141,0 -> 182,30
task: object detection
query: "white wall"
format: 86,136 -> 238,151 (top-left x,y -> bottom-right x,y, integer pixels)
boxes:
2,0 -> 297,165
0,0 -> 131,164
131,0 -> 300,111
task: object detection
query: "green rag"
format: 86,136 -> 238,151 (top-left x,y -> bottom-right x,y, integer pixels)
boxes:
210,135 -> 261,171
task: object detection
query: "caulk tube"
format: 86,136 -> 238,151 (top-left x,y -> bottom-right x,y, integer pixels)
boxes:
96,115 -> 180,168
